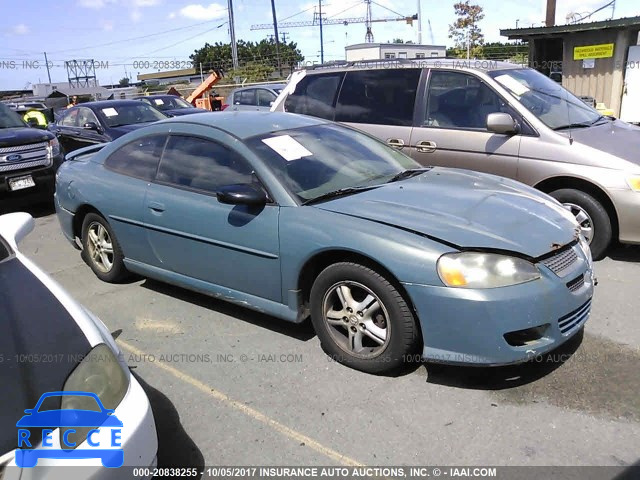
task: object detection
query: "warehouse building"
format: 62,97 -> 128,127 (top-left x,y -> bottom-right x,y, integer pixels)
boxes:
345,43 -> 446,62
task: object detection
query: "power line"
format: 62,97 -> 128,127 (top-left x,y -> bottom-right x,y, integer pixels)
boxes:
46,19 -> 225,54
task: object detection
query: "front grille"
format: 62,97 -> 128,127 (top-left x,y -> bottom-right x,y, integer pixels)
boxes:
541,245 -> 578,277
558,299 -> 591,335
0,141 -> 49,173
0,141 -> 48,154
566,274 -> 585,292
0,157 -> 51,173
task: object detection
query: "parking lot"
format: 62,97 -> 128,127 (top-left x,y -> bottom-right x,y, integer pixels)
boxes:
15,203 -> 640,472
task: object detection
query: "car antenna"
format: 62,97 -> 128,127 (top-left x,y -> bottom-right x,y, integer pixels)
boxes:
563,79 -> 574,145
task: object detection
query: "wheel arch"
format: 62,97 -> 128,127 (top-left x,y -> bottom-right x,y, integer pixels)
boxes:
296,249 -> 423,346
72,204 -> 106,240
534,176 -> 619,239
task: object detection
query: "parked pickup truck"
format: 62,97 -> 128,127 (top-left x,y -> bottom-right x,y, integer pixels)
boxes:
0,102 -> 63,208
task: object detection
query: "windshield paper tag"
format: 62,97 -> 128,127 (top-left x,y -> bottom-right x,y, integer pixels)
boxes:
102,108 -> 119,117
154,99 -> 164,105
262,135 -> 313,161
494,74 -> 530,97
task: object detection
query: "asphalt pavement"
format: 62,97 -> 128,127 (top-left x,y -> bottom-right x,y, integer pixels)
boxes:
13,204 -> 640,475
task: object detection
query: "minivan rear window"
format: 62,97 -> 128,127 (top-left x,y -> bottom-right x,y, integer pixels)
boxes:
335,69 -> 421,126
284,73 -> 345,120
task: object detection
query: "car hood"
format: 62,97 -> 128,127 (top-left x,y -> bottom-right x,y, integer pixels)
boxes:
316,168 -> 578,258
108,122 -> 156,138
569,119 -> 640,166
165,108 -> 209,116
0,257 -> 90,455
0,127 -> 54,148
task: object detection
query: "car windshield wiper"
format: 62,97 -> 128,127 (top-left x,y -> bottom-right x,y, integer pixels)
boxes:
302,185 -> 379,206
386,168 -> 431,183
553,122 -> 592,131
589,115 -> 610,126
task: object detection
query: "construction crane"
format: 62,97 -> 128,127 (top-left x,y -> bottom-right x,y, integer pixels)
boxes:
250,1 -> 417,44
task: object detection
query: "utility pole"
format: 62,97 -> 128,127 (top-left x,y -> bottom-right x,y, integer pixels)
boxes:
43,52 -> 52,84
228,0 -> 239,69
417,0 -> 422,44
466,27 -> 470,59
319,0 -> 324,64
271,0 -> 282,76
281,32 -> 289,43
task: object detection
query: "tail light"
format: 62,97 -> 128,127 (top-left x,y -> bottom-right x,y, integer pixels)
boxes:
220,104 -> 229,111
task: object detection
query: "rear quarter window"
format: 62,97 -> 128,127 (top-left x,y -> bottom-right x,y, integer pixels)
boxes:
284,72 -> 344,120
104,134 -> 167,181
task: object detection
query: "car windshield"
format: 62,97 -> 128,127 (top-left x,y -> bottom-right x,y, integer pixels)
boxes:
246,124 -> 419,203
0,236 -> 10,262
98,103 -> 167,127
150,96 -> 193,110
0,103 -> 27,128
489,68 -> 603,130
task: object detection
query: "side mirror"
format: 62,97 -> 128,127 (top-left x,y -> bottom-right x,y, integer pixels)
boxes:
0,212 -> 35,249
217,184 -> 268,206
26,118 -> 39,128
487,113 -> 519,135
83,122 -> 100,132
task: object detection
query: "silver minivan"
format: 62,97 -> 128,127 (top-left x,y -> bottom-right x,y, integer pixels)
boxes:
228,83 -> 287,111
271,60 -> 640,259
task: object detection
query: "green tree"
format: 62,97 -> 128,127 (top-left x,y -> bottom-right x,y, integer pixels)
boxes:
118,77 -> 130,87
448,1 -> 484,58
190,39 -> 304,77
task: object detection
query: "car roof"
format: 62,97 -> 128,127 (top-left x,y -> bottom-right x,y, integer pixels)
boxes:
160,111 -> 327,139
231,83 -> 287,93
78,99 -> 150,109
134,94 -> 179,99
301,58 -> 524,74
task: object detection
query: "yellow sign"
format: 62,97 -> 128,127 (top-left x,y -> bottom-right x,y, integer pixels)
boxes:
574,43 -> 614,60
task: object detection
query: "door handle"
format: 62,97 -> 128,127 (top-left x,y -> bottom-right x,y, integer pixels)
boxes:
387,138 -> 405,149
147,201 -> 165,213
416,140 -> 437,153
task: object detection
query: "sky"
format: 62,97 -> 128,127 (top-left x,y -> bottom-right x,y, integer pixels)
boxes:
1,0 -> 639,90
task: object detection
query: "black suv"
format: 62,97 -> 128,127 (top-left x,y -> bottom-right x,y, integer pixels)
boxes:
0,102 -> 63,207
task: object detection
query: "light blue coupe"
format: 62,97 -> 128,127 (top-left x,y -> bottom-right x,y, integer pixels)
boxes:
55,112 -> 595,373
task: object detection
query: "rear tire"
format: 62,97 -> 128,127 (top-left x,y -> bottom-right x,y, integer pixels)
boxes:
81,213 -> 128,283
549,188 -> 611,260
310,262 -> 419,374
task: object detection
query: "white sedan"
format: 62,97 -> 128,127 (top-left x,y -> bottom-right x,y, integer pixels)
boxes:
0,212 -> 157,478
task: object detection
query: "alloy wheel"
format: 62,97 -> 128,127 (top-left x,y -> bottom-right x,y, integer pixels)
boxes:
564,202 -> 594,244
322,281 -> 391,359
86,222 -> 114,273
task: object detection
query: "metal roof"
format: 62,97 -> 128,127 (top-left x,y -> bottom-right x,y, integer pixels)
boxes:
501,15 -> 640,39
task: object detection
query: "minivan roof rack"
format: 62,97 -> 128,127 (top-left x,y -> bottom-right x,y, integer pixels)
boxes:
300,57 -> 517,72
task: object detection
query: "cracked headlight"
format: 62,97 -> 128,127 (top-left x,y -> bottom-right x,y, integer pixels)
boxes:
437,252 -> 541,288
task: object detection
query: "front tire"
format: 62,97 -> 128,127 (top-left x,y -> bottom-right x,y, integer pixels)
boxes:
81,213 -> 128,283
310,262 -> 419,374
548,189 -> 612,260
